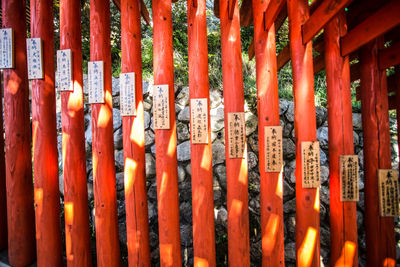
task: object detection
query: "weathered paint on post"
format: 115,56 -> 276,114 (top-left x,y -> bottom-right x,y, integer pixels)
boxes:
324,12 -> 358,267
287,0 -> 320,266
90,0 -> 121,266
60,0 -> 92,266
121,0 -> 151,265
187,0 -> 216,265
30,0 -> 63,266
359,38 -> 396,267
252,0 -> 285,266
0,75 -> 6,251
2,0 -> 36,265
219,0 -> 250,265
152,0 -> 182,264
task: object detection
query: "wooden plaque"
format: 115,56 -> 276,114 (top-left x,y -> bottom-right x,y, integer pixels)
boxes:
190,98 -> 208,144
301,141 -> 321,188
227,112 -> 246,158
0,28 -> 14,69
378,169 -> 400,217
120,72 -> 136,116
340,155 -> 359,201
88,61 -> 104,104
56,49 -> 73,91
153,85 -> 170,129
264,126 -> 283,172
26,38 -> 43,79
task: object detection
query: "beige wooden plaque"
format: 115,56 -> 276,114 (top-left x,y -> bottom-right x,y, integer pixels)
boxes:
378,169 -> 400,217
190,98 -> 208,144
26,38 -> 43,79
301,141 -> 321,188
227,112 -> 246,158
56,49 -> 73,91
264,126 -> 283,172
120,72 -> 136,116
0,28 -> 14,69
153,84 -> 170,129
88,61 -> 104,104
339,155 -> 359,201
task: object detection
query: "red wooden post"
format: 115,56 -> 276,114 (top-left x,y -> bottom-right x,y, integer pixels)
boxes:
220,0 -> 250,265
2,0 -> 36,264
152,0 -> 182,265
90,0 -> 121,265
324,12 -> 358,267
120,0 -> 151,265
187,0 -> 216,265
287,0 -> 320,266
59,0 -> 92,266
30,0 -> 63,265
359,38 -> 396,267
252,0 -> 284,266
0,75 -> 6,251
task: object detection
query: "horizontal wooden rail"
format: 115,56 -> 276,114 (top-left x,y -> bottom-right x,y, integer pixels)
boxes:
275,3 -> 287,31
341,0 -> 400,56
240,0 -> 252,27
277,44 -> 290,70
264,0 -> 286,31
378,42 -> 400,70
302,0 -> 353,44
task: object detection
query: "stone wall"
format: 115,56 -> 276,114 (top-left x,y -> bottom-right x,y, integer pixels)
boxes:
56,75 -> 399,266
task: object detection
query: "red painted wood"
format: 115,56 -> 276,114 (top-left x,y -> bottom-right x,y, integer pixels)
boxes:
324,12 -> 358,267
277,44 -> 290,70
59,0 -> 92,266
302,0 -> 353,44
30,0 -> 63,266
359,38 -> 396,267
187,0 -> 216,265
2,0 -> 36,264
287,0 -> 320,266
341,0 -> 400,56
0,74 -> 6,252
253,0 -> 284,266
220,0 -> 250,265
120,0 -> 151,265
90,0 -> 121,265
378,42 -> 400,70
264,0 -> 286,32
152,0 -> 182,265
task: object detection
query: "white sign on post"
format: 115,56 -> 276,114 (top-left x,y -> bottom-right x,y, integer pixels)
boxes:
153,84 -> 170,129
120,72 -> 136,116
0,28 -> 14,69
56,49 -> 73,91
26,38 -> 44,79
88,61 -> 104,104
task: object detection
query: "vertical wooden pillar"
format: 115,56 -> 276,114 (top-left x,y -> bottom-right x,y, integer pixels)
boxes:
287,0 -> 320,266
2,0 -> 36,264
120,0 -> 151,265
359,38 -> 396,267
252,1 -> 284,266
60,0 -> 92,266
90,0 -> 121,265
219,0 -> 250,265
0,75 -> 6,251
187,0 -> 216,266
30,0 -> 63,265
324,12 -> 358,267
152,0 -> 182,265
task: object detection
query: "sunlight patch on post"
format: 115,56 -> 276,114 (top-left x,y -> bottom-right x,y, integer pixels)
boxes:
124,157 -> 137,195
298,227 -> 317,267
262,213 -> 280,255
97,105 -> 112,128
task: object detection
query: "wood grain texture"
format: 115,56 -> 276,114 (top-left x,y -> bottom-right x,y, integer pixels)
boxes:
252,0 -> 284,265
90,0 -> 121,265
121,0 -> 151,265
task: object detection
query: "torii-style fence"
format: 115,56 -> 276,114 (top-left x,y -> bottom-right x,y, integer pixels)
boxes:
0,0 -> 399,266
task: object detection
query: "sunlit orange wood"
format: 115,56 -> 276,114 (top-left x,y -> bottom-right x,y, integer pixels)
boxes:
359,38 -> 396,267
120,0 -> 151,265
253,0 -> 284,265
287,0 -> 320,266
187,0 -> 216,266
220,0 -> 250,265
324,12 -> 358,267
153,0 -> 182,265
30,0 -> 63,266
2,1 -> 36,264
59,0 -> 92,266
90,0 -> 121,265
